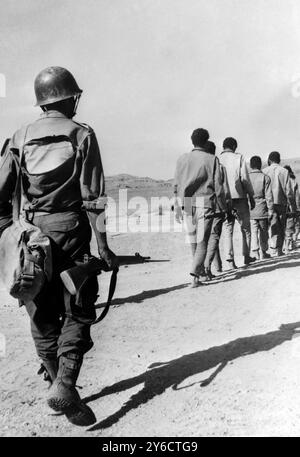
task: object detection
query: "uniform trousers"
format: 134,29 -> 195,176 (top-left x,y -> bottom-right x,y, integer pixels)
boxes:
24,211 -> 98,361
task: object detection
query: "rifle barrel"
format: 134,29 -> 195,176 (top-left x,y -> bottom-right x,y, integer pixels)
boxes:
118,255 -> 151,264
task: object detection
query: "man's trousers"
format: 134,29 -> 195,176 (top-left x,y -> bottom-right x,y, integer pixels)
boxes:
250,218 -> 269,253
24,211 -> 98,361
269,204 -> 287,252
205,215 -> 223,271
223,198 -> 251,260
183,207 -> 214,276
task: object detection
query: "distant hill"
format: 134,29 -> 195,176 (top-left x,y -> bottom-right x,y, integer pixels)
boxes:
105,174 -> 173,190
105,174 -> 173,203
105,157 -> 300,198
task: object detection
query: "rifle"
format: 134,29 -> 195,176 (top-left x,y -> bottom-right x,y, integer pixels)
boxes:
60,253 -> 151,324
60,252 -> 150,296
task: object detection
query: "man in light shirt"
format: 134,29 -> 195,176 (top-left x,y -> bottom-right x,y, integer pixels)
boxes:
219,137 -> 256,268
263,151 -> 296,256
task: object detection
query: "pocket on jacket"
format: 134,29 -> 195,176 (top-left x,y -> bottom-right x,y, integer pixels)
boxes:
36,213 -> 81,233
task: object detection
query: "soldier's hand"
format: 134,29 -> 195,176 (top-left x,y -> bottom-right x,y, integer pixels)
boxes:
99,247 -> 119,271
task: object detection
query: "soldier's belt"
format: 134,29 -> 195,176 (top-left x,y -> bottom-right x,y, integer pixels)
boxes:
82,196 -> 108,211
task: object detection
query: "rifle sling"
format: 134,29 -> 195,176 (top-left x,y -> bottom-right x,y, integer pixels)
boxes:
93,267 -> 118,325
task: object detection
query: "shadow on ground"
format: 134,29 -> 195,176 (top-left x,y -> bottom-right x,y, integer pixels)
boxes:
85,320 -> 300,431
95,283 -> 190,308
96,252 -> 300,308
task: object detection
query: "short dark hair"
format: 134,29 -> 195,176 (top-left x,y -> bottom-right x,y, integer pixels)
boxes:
268,151 -> 280,164
206,141 -> 216,155
191,128 -> 209,147
223,137 -> 237,151
250,156 -> 262,170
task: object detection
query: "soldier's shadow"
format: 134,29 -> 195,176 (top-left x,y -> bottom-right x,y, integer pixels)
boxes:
85,321 -> 300,431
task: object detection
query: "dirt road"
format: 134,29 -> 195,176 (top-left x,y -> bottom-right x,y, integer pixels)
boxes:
1,226 -> 300,437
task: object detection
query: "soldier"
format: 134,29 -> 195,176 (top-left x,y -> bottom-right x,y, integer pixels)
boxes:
0,67 -> 118,425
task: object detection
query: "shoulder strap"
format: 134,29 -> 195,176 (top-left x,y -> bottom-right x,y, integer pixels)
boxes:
12,127 -> 29,222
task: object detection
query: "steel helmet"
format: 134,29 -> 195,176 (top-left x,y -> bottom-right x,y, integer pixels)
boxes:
34,66 -> 82,106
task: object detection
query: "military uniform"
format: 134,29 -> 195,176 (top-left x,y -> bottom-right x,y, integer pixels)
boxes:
0,66 -> 118,425
0,110 -> 106,361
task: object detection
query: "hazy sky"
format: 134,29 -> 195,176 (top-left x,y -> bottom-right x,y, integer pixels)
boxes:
1,0 -> 300,178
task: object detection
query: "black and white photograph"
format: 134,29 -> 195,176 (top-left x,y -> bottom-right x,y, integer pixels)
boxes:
1,0 -> 300,441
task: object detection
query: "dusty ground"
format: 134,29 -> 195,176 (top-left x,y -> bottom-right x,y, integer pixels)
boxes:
2,216 -> 300,437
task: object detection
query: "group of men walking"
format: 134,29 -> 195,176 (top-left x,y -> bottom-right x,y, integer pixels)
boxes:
174,128 -> 300,287
0,65 -> 299,428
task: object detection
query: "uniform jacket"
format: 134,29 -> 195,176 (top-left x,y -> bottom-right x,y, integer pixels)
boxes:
219,149 -> 254,200
174,147 -> 227,211
263,163 -> 295,209
248,169 -> 273,219
0,110 -> 106,226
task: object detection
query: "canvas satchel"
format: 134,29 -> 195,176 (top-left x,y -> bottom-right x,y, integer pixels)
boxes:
0,140 -> 52,303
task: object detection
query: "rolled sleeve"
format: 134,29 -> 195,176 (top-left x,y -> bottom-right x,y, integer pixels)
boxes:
80,130 -> 107,211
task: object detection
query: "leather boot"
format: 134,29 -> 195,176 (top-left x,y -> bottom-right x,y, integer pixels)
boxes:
47,352 -> 96,426
38,359 -> 58,388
